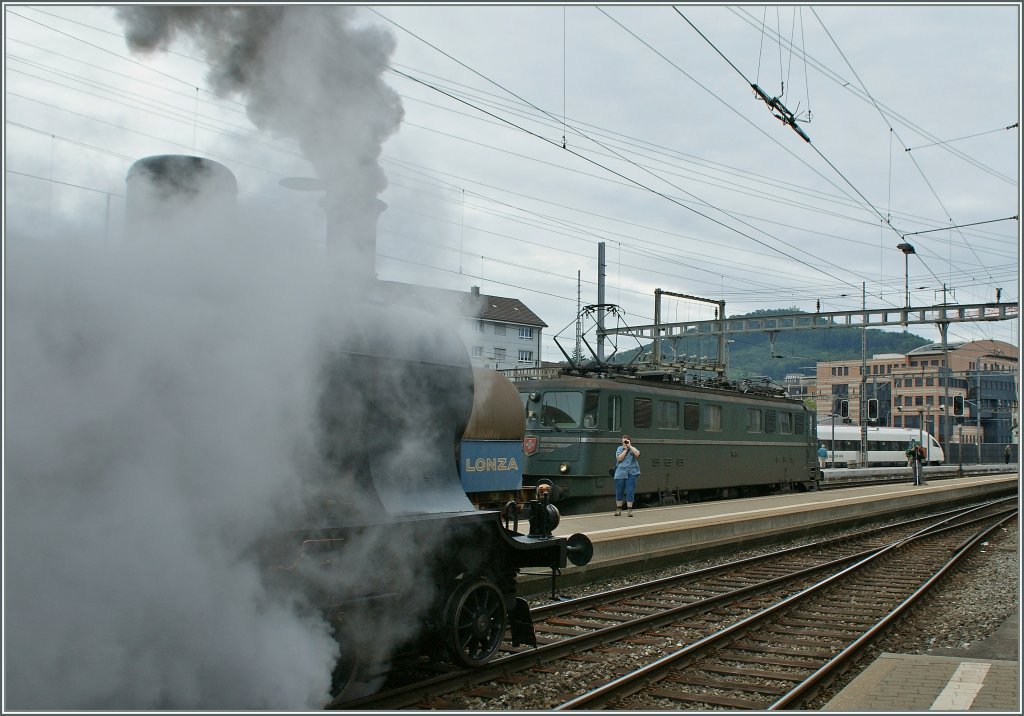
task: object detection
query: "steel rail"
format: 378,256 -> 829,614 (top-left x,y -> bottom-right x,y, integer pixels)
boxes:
553,507 -> 1016,710
769,511 -> 1017,709
337,499 -> 1012,710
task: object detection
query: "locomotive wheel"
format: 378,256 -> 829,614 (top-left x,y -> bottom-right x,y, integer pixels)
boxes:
443,578 -> 508,667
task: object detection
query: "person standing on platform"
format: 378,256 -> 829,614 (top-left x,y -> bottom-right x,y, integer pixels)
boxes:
906,441 -> 923,485
614,434 -> 641,516
1005,444 -> 1012,465
818,443 -> 828,469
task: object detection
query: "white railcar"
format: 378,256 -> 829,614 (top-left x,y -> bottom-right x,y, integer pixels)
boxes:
816,424 -> 945,467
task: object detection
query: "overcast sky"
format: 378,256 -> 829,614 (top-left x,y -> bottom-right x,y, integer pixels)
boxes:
5,3 -> 1021,361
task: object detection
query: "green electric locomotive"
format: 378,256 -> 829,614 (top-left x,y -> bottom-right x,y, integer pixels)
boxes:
517,373 -> 819,514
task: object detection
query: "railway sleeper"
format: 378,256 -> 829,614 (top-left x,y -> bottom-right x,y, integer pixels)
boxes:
663,673 -> 789,695
648,688 -> 767,709
700,663 -> 808,682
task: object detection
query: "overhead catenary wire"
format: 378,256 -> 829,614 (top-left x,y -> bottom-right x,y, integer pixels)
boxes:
375,6 -> 888,298
676,7 -> 907,243
8,5 -> 1011,340
905,123 -> 1019,152
807,6 -> 996,285
674,4 -> 1012,345
12,9 -> 1007,276
728,5 -> 1015,186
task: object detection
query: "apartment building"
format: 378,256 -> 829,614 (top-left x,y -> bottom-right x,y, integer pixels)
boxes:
379,282 -> 547,370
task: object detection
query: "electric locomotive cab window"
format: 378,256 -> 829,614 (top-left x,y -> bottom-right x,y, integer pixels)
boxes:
703,404 -> 722,432
764,410 -> 777,433
746,408 -> 763,433
540,391 -> 583,428
634,398 -> 653,429
683,402 -> 700,431
657,400 -> 679,429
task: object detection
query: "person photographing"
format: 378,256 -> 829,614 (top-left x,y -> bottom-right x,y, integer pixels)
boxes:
614,435 -> 641,516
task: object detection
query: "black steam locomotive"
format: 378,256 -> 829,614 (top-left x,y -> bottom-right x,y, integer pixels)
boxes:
127,155 -> 592,702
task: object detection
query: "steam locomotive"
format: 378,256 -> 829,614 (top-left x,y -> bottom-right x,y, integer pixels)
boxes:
127,154 -> 592,702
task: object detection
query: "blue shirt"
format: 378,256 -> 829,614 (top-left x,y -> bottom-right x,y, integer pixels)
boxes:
818,446 -> 828,459
614,446 -> 640,479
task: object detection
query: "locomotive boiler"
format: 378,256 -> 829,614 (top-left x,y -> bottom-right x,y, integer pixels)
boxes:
126,154 -> 592,702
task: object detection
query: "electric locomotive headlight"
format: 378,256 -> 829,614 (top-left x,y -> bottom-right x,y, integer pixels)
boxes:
559,463 -> 570,474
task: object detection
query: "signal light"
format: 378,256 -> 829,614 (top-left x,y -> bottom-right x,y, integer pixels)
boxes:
953,395 -> 965,416
839,399 -> 849,418
867,398 -> 879,420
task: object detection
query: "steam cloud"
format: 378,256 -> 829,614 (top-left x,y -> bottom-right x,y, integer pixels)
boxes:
116,5 -> 403,198
4,6 -> 463,709
5,235 -> 343,709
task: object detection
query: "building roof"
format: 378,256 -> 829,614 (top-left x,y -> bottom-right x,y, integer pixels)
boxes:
907,342 -> 966,355
377,281 -> 547,327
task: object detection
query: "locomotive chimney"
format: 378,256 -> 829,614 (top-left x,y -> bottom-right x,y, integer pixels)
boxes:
318,189 -> 386,279
125,155 -> 237,241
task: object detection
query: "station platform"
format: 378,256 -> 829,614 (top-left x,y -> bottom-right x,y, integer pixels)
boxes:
822,610 -> 1019,711
521,472 -> 1018,594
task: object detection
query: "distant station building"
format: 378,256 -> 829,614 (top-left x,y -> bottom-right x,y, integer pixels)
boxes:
379,282 -> 547,370
815,339 -> 1019,459
783,371 -> 817,400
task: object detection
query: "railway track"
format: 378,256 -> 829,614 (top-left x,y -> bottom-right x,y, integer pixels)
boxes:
331,497 -> 1016,710
557,503 -> 1016,710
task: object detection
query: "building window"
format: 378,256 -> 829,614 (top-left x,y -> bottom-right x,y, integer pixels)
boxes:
518,327 -> 533,339
471,346 -> 483,357
493,323 -> 506,336
915,396 -> 923,406
517,350 -> 533,363
494,347 -> 506,363
472,319 -> 484,333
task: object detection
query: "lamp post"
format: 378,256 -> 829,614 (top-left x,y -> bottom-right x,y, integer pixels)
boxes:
896,242 -> 916,309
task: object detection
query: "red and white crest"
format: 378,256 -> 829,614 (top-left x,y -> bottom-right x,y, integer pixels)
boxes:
523,436 -> 538,456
